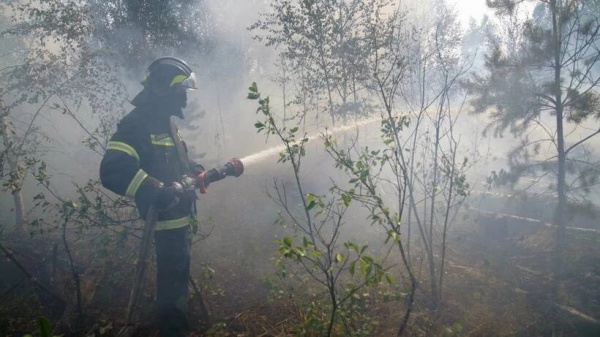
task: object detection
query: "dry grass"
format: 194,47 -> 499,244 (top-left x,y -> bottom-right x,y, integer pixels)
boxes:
1,214 -> 599,337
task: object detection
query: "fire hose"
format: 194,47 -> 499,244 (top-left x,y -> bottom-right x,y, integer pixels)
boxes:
122,158 -> 244,333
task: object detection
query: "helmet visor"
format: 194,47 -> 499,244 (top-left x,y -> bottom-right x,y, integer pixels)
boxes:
170,72 -> 198,90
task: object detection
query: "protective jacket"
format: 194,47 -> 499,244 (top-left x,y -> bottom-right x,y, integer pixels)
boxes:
100,106 -> 198,231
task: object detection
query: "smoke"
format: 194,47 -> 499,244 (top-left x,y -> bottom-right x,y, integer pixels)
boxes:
0,0 -> 559,225
2,2 -> 600,334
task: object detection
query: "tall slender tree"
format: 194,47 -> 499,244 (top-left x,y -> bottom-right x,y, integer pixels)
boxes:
464,0 -> 600,286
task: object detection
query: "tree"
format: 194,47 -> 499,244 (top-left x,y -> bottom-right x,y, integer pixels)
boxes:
464,0 -> 600,286
0,0 -> 124,232
0,0 -> 230,334
401,0 -> 472,309
89,0 -> 215,67
249,82 -> 393,336
250,0 -> 392,124
0,1 -> 141,332
251,1 -> 476,330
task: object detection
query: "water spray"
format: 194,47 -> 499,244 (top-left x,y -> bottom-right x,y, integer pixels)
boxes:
239,117 -> 383,168
175,117 -> 381,194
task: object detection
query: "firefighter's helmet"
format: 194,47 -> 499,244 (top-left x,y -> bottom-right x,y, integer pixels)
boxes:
143,57 -> 198,93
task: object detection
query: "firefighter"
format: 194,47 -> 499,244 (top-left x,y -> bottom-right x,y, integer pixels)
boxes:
99,57 -> 241,337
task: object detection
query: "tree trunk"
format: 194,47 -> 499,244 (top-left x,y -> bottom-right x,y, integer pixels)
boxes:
551,0 -> 567,293
1,102 -> 26,233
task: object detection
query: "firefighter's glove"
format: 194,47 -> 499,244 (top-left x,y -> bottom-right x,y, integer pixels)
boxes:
155,185 -> 183,210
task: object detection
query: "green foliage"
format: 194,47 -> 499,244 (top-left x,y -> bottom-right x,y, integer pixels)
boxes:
90,0 -> 215,66
249,83 -> 393,336
28,178 -> 138,236
463,0 -> 600,301
22,316 -> 61,337
300,302 -> 329,336
0,0 -> 221,334
249,82 -> 309,165
1,0 -> 130,234
2,0 -> 127,112
249,0 -> 398,121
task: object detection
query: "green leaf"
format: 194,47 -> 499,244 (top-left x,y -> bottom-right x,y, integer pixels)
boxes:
341,193 -> 351,206
36,316 -> 52,337
248,82 -> 258,93
385,273 -> 394,284
294,247 -> 306,258
305,200 -> 316,211
385,231 -> 400,244
283,236 -> 293,247
335,253 -> 344,263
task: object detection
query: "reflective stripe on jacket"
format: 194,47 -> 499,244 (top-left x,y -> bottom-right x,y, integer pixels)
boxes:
100,107 -> 196,231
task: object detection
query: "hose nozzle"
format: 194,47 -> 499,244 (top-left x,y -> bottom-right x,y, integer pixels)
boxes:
223,158 -> 244,177
195,158 -> 244,194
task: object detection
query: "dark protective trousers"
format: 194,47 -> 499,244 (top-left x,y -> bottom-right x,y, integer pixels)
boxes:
155,226 -> 190,337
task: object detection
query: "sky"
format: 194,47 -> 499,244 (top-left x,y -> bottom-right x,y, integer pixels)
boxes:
452,0 -> 492,26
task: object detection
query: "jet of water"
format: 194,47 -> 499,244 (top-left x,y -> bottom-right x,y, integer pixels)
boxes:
239,117 -> 382,168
